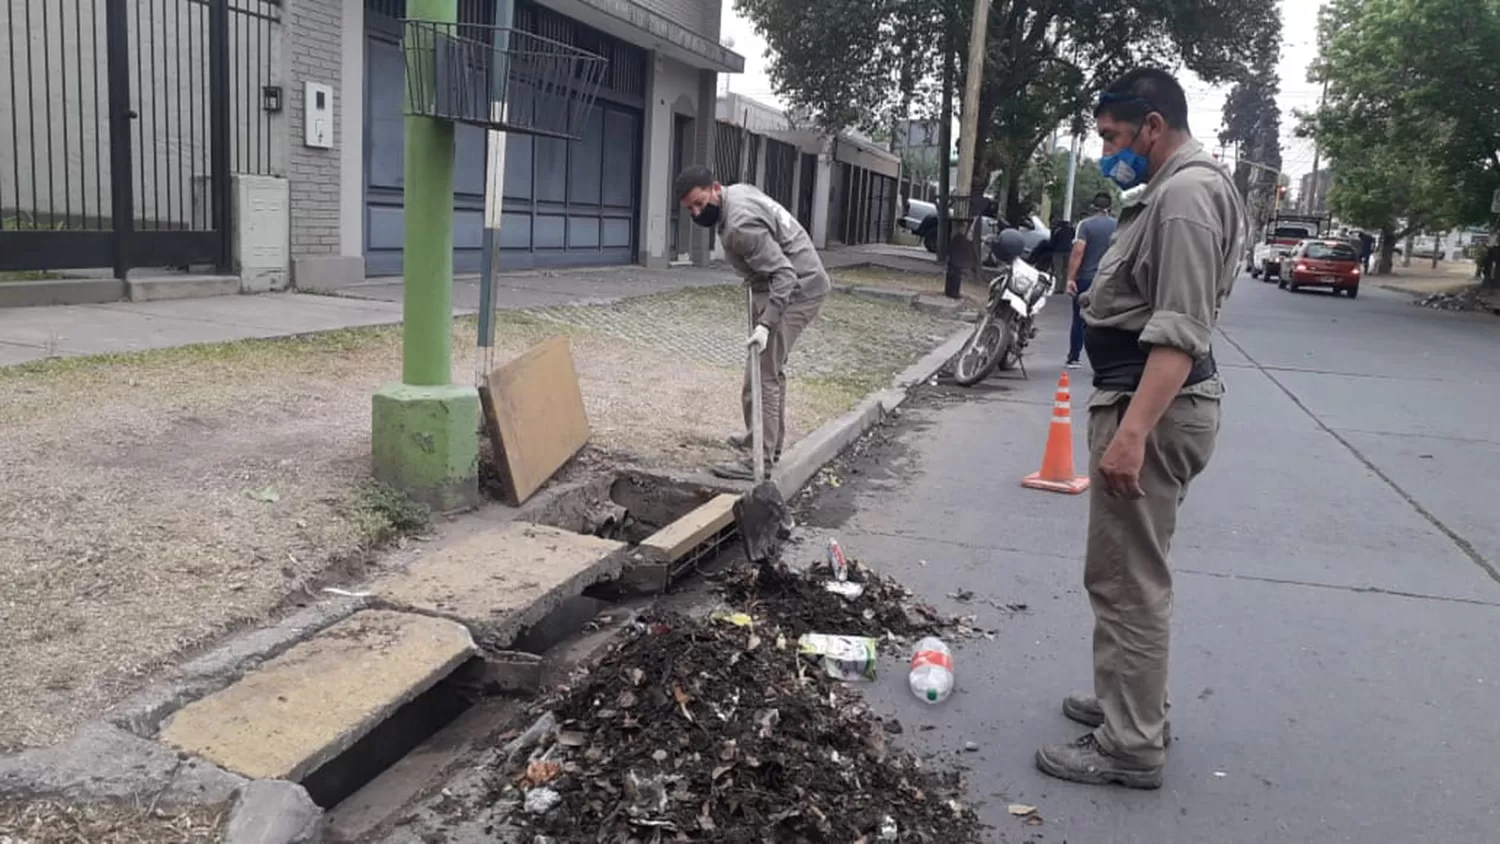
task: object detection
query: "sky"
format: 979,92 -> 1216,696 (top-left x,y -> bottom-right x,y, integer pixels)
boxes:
718,0 -> 1327,181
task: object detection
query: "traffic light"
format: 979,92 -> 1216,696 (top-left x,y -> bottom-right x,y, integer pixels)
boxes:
1278,185 -> 1288,200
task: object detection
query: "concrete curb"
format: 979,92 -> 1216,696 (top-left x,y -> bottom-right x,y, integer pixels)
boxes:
774,326 -> 970,499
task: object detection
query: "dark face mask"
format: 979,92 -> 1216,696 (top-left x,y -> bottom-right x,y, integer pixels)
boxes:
691,202 -> 721,228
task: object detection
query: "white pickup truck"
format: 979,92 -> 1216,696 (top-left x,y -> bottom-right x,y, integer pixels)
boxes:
1251,215 -> 1327,281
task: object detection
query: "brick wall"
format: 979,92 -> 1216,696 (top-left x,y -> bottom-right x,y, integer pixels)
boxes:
287,0 -> 343,257
633,0 -> 719,40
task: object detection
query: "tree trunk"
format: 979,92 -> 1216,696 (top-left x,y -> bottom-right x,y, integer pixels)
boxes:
1403,233 -> 1414,267
1378,228 -> 1397,275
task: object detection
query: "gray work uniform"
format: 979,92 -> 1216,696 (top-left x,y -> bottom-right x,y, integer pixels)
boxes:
717,184 -> 831,461
1078,139 -> 1247,767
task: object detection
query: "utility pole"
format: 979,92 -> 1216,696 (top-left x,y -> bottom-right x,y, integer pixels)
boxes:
1308,78 -> 1328,215
1062,134 -> 1079,222
936,23 -> 955,270
371,0 -> 481,511
944,0 -> 991,299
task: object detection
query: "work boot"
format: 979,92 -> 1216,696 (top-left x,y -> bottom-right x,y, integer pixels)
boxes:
1035,733 -> 1164,790
1062,693 -> 1172,746
727,432 -> 780,464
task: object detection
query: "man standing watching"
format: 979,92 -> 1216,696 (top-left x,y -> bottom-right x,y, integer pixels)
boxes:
674,166 -> 830,480
1034,68 -> 1246,789
1064,192 -> 1118,369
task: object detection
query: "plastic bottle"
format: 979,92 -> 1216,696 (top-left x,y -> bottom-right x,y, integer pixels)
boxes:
909,637 -> 954,703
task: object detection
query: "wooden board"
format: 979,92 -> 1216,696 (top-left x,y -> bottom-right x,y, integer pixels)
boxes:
640,494 -> 739,563
481,336 -> 590,506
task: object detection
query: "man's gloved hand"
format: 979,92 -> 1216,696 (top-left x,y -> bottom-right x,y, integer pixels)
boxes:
747,324 -> 770,352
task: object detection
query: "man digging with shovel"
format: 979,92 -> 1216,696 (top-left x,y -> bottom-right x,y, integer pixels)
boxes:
675,166 -> 831,482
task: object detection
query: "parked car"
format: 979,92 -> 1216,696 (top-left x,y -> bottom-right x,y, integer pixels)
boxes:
900,197 -> 1047,261
1280,239 -> 1362,298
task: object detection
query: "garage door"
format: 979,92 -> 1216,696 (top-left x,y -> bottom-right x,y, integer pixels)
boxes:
363,0 -> 644,276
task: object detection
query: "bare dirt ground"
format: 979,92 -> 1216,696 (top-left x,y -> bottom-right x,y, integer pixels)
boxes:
0,284 -> 959,752
0,799 -> 224,843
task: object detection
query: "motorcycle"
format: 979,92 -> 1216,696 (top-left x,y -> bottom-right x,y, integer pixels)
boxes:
951,228 -> 1052,386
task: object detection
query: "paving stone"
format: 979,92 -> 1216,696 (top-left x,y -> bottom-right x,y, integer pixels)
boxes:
158,611 -> 475,782
223,779 -> 323,844
370,523 -> 627,648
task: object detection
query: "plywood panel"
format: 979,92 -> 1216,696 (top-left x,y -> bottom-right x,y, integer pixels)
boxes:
482,336 -> 590,505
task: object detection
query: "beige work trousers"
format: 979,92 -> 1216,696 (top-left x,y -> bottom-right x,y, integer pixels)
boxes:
1085,394 -> 1220,767
742,291 -> 825,462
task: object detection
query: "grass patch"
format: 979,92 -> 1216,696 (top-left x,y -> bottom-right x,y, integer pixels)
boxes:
0,269 -> 64,281
352,481 -> 432,546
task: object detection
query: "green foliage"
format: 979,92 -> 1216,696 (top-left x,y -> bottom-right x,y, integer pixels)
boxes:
1304,0 -> 1500,239
1020,149 -> 1120,221
353,482 -> 431,545
736,0 -> 1281,215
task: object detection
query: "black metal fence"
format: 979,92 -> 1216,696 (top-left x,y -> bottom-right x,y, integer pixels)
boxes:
0,0 -> 278,276
764,138 -> 796,210
714,121 -> 743,186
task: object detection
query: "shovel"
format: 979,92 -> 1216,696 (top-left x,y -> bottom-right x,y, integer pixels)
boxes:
734,288 -> 790,564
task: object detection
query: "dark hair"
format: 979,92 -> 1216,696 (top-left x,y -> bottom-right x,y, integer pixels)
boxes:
1094,67 -> 1191,132
1091,191 -> 1113,210
674,165 -> 715,201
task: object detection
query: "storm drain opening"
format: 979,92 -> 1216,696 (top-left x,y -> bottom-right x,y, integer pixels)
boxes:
316,472 -> 741,817
528,470 -> 743,600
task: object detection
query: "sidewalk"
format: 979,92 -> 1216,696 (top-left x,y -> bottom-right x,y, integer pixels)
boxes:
0,264 -> 740,368
1374,261 -> 1478,297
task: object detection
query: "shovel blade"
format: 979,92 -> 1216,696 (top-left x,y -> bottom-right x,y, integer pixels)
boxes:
735,481 -> 788,563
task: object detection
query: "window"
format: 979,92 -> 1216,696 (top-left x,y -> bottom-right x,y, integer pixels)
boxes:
1305,241 -> 1358,261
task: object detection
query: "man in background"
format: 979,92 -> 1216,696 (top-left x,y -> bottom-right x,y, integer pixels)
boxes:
674,165 -> 830,481
1064,192 -> 1118,368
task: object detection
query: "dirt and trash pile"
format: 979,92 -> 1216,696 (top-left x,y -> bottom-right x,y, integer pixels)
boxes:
486,555 -> 987,843
1414,286 -> 1500,313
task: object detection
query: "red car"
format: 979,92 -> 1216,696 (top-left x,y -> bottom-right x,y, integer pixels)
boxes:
1281,239 -> 1362,298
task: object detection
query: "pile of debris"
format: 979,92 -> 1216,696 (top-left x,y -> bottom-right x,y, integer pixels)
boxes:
715,555 -> 987,649
1414,286 -> 1500,314
487,558 -> 987,843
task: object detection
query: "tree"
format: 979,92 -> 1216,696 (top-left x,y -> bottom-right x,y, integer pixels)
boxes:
1019,149 -> 1120,221
736,0 -> 1282,219
1303,0 -> 1500,278
1218,22 -> 1283,232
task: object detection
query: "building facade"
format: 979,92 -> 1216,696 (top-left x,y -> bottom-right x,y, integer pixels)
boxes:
0,0 -> 743,297
709,92 -> 900,257
0,0 -> 906,301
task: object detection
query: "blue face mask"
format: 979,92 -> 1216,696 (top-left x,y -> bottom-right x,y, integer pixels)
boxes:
1100,146 -> 1149,190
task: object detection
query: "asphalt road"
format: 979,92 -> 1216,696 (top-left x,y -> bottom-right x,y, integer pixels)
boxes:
794,276 -> 1500,843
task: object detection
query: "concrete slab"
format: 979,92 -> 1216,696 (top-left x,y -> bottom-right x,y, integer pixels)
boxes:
158,611 -> 475,782
0,721 -> 245,808
370,522 -> 628,648
127,275 -> 241,302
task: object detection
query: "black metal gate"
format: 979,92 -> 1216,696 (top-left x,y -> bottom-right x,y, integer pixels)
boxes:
0,0 -> 276,277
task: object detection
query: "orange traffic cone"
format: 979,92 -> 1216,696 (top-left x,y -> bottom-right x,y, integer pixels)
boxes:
1022,371 -> 1090,495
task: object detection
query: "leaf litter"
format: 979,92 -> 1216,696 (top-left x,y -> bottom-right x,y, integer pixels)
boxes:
486,555 -> 990,843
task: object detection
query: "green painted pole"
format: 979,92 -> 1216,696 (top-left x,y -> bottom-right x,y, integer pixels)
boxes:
402,0 -> 458,387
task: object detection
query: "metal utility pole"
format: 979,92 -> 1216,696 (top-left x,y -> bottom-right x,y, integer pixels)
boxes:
936,27 -> 955,270
1308,79 -> 1328,215
1062,134 -> 1080,222
944,0 -> 991,299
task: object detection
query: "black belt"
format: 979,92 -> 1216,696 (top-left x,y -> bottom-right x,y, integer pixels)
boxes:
1084,326 -> 1217,391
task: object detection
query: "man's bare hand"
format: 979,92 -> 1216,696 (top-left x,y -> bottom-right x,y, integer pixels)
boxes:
1066,279 -> 1079,296
1098,429 -> 1146,499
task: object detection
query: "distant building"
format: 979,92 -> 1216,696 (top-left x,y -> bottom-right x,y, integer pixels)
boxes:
1298,169 -> 1335,215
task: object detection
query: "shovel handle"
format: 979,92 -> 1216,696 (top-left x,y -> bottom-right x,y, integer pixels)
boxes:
748,287 -> 765,484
